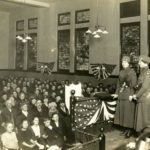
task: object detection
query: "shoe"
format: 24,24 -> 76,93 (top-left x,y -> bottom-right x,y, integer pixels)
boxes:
125,130 -> 132,138
120,130 -> 127,135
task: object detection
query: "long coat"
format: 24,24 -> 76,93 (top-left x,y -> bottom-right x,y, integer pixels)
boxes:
134,68 -> 150,132
1,107 -> 16,125
114,67 -> 137,128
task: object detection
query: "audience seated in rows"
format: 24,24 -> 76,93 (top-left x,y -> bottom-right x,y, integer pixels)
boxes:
0,76 -> 116,150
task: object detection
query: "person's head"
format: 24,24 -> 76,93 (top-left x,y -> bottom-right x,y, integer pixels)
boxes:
52,113 -> 59,122
5,122 -> 14,133
56,96 -> 62,103
19,92 -> 25,100
10,96 -> 15,107
138,55 -> 150,68
22,86 -> 27,93
59,101 -> 65,108
44,91 -> 49,97
43,97 -> 49,104
45,84 -> 49,89
16,87 -> 21,93
31,98 -> 37,105
5,99 -> 12,109
21,103 -> 28,111
48,102 -> 57,110
51,92 -> 56,98
122,56 -> 130,69
43,118 -> 51,127
51,85 -> 56,91
35,89 -> 40,95
21,120 -> 29,129
48,145 -> 61,150
3,86 -> 8,92
12,91 -> 17,98
36,99 -> 42,107
33,117 -> 39,125
2,94 -> 8,101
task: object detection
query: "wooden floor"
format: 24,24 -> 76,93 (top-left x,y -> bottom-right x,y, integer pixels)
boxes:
105,129 -> 135,150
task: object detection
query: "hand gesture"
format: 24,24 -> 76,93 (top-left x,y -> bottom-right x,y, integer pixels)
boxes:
111,94 -> 118,99
129,96 -> 133,101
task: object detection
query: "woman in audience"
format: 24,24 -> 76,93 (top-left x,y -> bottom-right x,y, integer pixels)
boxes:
48,102 -> 58,118
30,117 -> 46,149
18,120 -> 36,150
1,122 -> 19,150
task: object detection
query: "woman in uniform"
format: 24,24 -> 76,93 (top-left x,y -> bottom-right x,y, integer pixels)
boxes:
112,56 -> 137,138
131,55 -> 150,134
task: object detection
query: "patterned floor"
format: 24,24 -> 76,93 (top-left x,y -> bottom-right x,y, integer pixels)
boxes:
105,129 -> 135,150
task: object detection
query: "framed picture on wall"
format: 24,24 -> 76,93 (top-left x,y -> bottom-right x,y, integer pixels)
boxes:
58,12 -> 70,26
28,18 -> 38,29
75,27 -> 90,72
75,9 -> 90,24
58,29 -> 70,71
120,22 -> 140,74
16,20 -> 24,31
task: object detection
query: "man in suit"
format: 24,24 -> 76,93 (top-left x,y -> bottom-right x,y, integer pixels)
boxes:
16,102 -> 33,128
1,97 -> 16,126
51,113 -> 66,148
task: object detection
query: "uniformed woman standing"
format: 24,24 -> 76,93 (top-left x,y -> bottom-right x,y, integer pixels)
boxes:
112,56 -> 137,138
132,55 -> 150,133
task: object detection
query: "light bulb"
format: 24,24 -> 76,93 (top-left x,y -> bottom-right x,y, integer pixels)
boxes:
86,29 -> 92,34
16,35 -> 23,40
92,31 -> 97,35
22,39 -> 27,43
103,30 -> 109,34
25,35 -> 32,40
97,28 -> 103,33
94,34 -> 100,38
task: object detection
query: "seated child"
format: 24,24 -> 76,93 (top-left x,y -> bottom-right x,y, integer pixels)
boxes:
1,122 -> 19,150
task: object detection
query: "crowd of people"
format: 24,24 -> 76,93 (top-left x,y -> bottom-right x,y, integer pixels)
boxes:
0,76 -> 116,150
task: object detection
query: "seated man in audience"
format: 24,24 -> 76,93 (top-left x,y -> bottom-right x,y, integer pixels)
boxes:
16,102 -> 33,128
51,113 -> 67,149
1,98 -> 17,126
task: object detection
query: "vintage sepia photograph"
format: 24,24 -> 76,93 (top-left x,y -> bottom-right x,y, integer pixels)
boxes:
0,0 -> 149,150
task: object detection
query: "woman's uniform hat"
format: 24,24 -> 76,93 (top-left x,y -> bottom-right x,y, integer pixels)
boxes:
139,55 -> 150,64
122,56 -> 130,63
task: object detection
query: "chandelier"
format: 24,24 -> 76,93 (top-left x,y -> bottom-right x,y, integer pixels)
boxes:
86,0 -> 108,38
16,34 -> 32,43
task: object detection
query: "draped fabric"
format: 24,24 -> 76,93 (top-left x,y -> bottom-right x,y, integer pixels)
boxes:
71,95 -> 117,129
37,62 -> 55,75
90,64 -> 116,80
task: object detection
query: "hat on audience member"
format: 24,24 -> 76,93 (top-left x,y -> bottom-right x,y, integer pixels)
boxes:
139,55 -> 150,64
122,56 -> 130,63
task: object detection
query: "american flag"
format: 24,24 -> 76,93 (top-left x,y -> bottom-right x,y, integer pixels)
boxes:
91,64 -> 116,80
73,97 -> 101,129
72,95 -> 117,129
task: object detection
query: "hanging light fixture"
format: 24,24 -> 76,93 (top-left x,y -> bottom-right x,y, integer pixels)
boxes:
86,0 -> 108,38
16,33 -> 32,43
